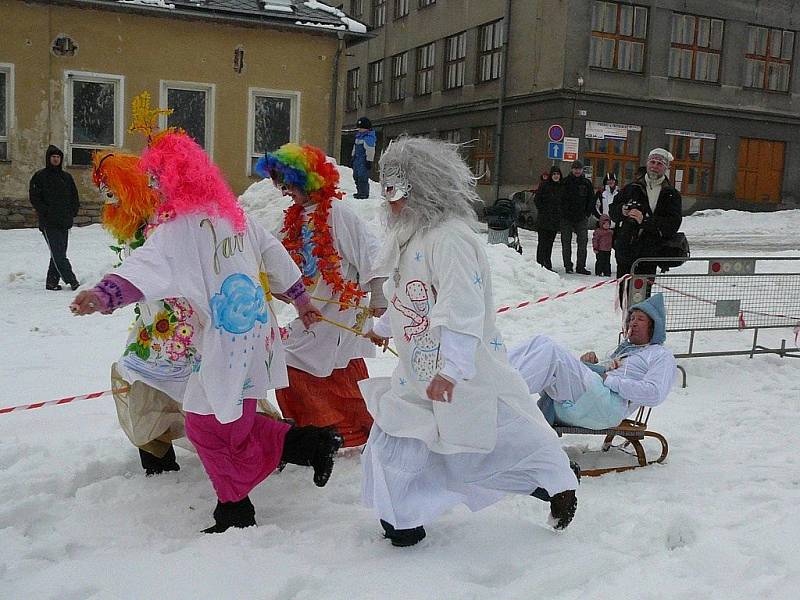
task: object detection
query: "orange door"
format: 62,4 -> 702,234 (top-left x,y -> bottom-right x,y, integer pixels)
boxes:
736,138 -> 785,203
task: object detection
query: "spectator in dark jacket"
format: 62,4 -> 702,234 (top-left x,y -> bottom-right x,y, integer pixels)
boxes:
352,117 -> 376,199
29,145 -> 81,290
610,148 -> 682,279
560,160 -> 594,275
533,166 -> 563,272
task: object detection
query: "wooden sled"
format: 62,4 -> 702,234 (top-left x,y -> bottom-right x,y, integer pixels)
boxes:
554,407 -> 668,477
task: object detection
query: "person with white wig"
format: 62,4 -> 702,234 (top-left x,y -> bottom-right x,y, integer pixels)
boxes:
360,136 -> 579,547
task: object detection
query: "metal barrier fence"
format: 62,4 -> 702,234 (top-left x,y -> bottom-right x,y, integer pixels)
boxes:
627,256 -> 800,361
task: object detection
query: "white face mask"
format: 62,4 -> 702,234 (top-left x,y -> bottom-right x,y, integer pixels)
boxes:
380,161 -> 411,203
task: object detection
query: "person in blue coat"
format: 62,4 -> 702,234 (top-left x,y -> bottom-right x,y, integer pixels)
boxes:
508,293 -> 677,429
351,117 -> 376,199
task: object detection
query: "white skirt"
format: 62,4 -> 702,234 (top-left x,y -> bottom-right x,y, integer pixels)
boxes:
361,401 -> 577,529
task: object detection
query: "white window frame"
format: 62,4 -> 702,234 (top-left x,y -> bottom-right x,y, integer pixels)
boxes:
159,80 -> 215,158
246,87 -> 300,176
0,63 -> 14,161
64,70 -> 125,166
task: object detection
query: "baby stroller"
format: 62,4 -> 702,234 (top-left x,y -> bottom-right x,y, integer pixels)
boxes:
485,197 -> 522,254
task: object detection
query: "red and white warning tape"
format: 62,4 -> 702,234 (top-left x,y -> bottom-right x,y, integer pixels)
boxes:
0,388 -> 120,416
495,275 -> 630,314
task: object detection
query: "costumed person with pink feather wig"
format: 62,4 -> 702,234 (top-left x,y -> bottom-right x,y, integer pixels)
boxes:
256,143 -> 388,449
71,132 -> 344,533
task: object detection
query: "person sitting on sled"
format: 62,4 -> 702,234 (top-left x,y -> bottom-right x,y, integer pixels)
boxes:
508,293 -> 677,430
256,143 -> 388,449
71,131 -> 343,534
360,136 -> 579,548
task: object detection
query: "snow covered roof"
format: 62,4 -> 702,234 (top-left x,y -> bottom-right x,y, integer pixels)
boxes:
64,0 -> 369,36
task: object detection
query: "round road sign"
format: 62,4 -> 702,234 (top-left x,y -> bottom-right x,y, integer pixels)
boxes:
548,124 -> 565,142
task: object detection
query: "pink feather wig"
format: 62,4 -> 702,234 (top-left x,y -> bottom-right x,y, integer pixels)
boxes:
140,132 -> 246,233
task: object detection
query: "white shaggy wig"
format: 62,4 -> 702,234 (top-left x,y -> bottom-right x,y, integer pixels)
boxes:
379,135 -> 481,235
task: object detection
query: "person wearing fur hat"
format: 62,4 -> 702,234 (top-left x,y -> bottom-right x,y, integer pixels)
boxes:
533,165 -> 563,272
71,133 -> 344,534
509,293 -> 676,430
361,136 -> 579,547
610,149 -> 682,279
352,117 -> 376,199
256,143 -> 388,449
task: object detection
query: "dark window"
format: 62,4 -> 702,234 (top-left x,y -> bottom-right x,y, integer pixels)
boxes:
669,14 -> 724,82
589,1 -> 648,72
418,0 -> 435,7
744,25 -> 794,92
350,0 -> 363,18
394,0 -> 409,19
251,94 -> 293,173
368,60 -> 384,106
69,78 -> 119,165
390,52 -> 408,101
444,31 -> 467,89
668,132 -> 716,196
477,20 -> 504,82
372,0 -> 386,28
166,87 -> 209,148
584,127 -> 641,189
416,42 -> 435,95
346,68 -> 360,112
0,69 -> 7,160
469,126 -> 495,184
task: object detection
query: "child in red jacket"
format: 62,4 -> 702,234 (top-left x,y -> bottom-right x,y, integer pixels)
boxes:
592,214 -> 614,276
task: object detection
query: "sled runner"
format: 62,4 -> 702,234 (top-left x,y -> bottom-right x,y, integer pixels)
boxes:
554,406 -> 668,477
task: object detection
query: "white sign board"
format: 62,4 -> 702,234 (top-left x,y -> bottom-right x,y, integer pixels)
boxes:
585,121 -> 642,140
665,129 -> 717,140
563,137 -> 579,162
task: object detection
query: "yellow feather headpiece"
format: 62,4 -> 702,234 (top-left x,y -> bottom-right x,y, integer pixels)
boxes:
128,91 -> 179,146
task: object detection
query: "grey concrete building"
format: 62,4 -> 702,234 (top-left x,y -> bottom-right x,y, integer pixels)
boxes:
342,0 -> 800,211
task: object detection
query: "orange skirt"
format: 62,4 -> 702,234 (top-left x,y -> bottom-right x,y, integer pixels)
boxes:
275,358 -> 372,448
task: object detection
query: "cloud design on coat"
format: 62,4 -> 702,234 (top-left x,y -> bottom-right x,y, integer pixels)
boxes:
210,273 -> 268,334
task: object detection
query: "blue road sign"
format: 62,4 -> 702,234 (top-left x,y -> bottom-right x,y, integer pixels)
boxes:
548,141 -> 564,160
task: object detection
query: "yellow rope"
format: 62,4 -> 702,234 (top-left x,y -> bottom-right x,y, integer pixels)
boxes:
318,316 -> 399,356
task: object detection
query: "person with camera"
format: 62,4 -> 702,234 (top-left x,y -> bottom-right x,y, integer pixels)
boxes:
609,148 -> 682,279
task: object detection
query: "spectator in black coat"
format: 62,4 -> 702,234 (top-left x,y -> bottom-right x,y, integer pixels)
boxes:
609,148 -> 682,279
533,166 -> 563,272
29,145 -> 81,290
560,160 -> 594,275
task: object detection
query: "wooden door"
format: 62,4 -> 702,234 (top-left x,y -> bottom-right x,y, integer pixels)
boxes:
736,138 -> 785,203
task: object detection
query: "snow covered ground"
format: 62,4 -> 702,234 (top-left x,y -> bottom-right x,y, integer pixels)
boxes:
1,171 -> 799,599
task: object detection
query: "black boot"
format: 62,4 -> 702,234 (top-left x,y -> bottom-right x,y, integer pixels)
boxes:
531,460 -> 581,501
139,446 -> 180,477
281,426 -> 343,487
380,519 -> 426,547
548,489 -> 578,530
202,496 -> 256,534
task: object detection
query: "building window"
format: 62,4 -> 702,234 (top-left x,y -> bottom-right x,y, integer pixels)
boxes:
444,31 -> 467,90
160,81 -> 214,154
589,1 -> 648,72
394,0 -> 409,19
440,129 -> 461,144
477,20 -> 504,83
416,42 -> 435,95
0,64 -> 13,161
583,122 -> 641,189
350,0 -> 363,18
248,88 -> 299,175
390,52 -> 408,101
346,68 -> 360,112
666,130 -> 716,196
744,25 -> 795,92
65,71 -> 124,166
372,0 -> 386,28
669,14 -> 723,82
469,126 -> 494,184
368,60 -> 384,106
418,0 -> 435,7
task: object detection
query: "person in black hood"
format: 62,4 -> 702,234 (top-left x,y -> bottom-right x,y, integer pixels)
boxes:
533,165 -> 563,272
560,160 -> 594,275
29,145 -> 81,290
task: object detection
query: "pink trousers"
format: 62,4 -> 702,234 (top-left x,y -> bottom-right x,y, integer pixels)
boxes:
185,399 -> 291,503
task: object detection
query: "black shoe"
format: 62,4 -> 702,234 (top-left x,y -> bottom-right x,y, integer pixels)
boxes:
549,489 -> 577,530
69,281 -> 80,291
202,496 -> 256,534
139,446 -> 180,476
45,284 -> 62,291
565,267 -> 574,274
281,426 -> 344,487
575,268 -> 591,275
380,519 -> 426,547
569,460 -> 582,483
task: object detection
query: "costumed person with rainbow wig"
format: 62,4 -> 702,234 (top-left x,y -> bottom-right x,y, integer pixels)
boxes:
360,136 -> 579,547
71,131 -> 344,534
256,143 -> 388,449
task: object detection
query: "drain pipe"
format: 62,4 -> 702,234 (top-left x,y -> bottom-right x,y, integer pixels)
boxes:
492,0 -> 513,202
328,31 -> 346,157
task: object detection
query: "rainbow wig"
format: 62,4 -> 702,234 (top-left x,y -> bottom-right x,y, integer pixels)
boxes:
256,143 -> 342,204
140,132 -> 246,233
92,151 -> 160,243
